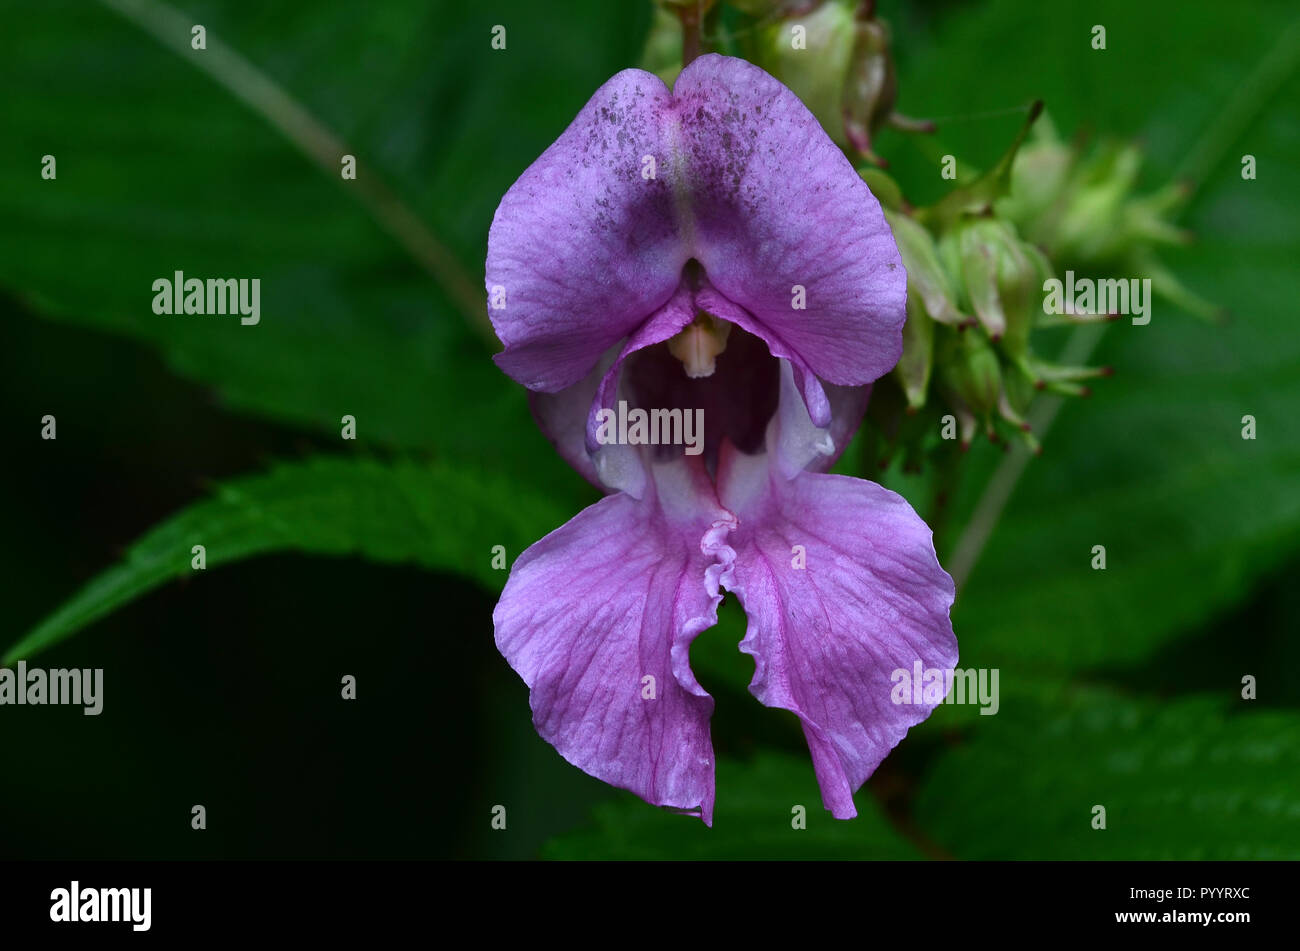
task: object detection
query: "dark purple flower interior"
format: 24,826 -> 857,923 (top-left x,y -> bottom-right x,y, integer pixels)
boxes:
622,304 -> 779,468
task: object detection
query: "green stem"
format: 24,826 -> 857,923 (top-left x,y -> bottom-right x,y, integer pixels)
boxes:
1175,16 -> 1300,191
98,0 -> 492,344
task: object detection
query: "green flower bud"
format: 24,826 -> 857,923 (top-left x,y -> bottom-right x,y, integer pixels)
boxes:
894,293 -> 934,411
1125,180 -> 1191,237
952,401 -> 979,452
937,326 -> 1002,419
885,207 -> 968,328
860,166 -> 904,211
942,218 -> 1035,344
997,131 -> 1074,232
997,126 -> 1217,320
841,11 -> 897,160
1050,147 -> 1140,264
754,0 -> 857,148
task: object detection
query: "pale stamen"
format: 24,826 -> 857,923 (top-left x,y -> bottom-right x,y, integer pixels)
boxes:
667,312 -> 732,379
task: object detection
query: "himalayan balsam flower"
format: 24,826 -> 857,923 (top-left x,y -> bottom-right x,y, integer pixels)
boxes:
486,54 -> 957,824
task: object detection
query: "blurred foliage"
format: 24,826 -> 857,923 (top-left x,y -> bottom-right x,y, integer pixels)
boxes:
0,0 -> 1297,859
0,0 -> 644,501
544,752 -> 922,859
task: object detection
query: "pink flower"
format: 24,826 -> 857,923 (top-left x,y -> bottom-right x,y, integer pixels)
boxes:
486,55 -> 956,824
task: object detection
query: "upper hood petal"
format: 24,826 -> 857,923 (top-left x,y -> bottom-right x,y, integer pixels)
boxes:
486,68 -> 686,392
486,54 -> 906,395
674,54 -> 906,387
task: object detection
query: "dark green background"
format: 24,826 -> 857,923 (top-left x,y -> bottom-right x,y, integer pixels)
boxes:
1,0 -> 1296,859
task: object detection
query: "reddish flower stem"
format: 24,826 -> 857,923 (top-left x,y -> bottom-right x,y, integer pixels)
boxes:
678,3 -> 702,67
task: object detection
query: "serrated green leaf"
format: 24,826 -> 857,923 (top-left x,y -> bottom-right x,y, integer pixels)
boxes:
3,455 -> 568,664
914,690 -> 1300,859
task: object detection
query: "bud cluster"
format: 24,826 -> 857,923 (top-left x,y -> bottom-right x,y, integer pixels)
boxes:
745,0 -> 933,165
864,102 -> 1216,468
998,119 -> 1220,322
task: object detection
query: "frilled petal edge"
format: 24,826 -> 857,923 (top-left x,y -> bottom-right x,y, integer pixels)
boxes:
493,457 -> 736,823
717,448 -> 958,819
